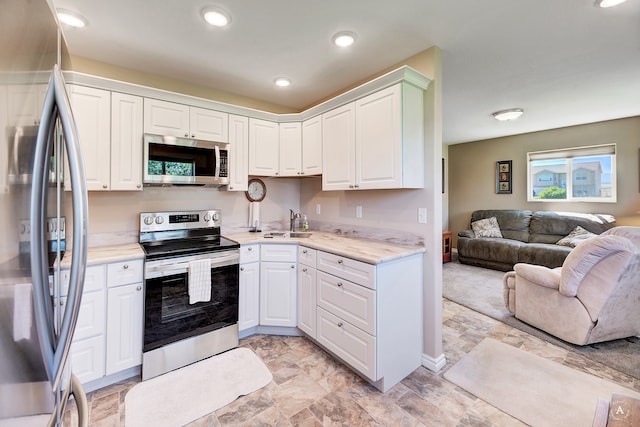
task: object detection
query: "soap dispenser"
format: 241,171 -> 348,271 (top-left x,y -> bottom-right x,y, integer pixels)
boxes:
302,215 -> 309,232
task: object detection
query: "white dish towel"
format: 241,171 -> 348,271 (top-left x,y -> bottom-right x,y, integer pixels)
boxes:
188,259 -> 211,304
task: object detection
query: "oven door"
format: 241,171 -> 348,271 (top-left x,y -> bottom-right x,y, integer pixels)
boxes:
143,251 -> 239,352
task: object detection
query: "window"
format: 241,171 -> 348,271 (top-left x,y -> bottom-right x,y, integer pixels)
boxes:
527,144 -> 616,202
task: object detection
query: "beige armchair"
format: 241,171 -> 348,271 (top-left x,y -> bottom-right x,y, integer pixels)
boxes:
503,226 -> 640,345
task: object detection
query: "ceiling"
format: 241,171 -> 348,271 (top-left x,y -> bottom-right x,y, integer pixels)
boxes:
51,0 -> 640,145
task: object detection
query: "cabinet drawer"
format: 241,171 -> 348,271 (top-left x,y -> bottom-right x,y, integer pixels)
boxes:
316,307 -> 376,381
317,271 -> 375,335
240,244 -> 260,264
261,244 -> 297,262
107,259 -> 143,287
316,251 -> 376,290
298,246 -> 316,268
60,264 -> 106,296
64,290 -> 106,341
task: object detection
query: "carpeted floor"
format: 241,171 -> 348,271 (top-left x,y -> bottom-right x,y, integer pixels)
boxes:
443,259 -> 640,381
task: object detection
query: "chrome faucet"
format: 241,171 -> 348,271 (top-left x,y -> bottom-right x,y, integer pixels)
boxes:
290,209 -> 302,232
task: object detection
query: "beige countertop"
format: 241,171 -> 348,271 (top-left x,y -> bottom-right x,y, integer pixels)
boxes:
61,242 -> 145,268
61,232 -> 423,267
226,231 -> 425,265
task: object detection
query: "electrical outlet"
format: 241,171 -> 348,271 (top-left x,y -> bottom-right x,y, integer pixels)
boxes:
418,208 -> 427,224
316,204 -> 321,215
356,205 -> 363,218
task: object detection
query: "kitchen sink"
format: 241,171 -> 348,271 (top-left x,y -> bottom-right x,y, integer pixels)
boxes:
289,232 -> 312,238
263,231 -> 312,239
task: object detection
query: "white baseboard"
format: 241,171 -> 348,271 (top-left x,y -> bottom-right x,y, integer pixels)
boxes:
422,352 -> 447,372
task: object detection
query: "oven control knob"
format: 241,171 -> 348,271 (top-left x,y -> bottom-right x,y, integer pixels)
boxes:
212,212 -> 220,222
144,216 -> 154,226
204,213 -> 211,222
155,216 -> 164,225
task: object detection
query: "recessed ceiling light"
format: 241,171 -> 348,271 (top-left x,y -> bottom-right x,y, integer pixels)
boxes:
332,31 -> 357,47
274,77 -> 291,87
202,7 -> 231,27
595,0 -> 628,7
57,9 -> 87,28
492,108 -> 524,121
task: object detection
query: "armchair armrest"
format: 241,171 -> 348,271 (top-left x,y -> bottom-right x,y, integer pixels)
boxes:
513,263 -> 561,290
458,229 -> 475,238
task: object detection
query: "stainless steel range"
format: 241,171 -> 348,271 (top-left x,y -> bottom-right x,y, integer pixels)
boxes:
139,210 -> 240,380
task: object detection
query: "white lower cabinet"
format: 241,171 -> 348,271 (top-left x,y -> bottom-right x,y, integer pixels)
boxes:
65,258 -> 143,385
260,244 -> 297,327
312,250 -> 422,392
105,282 -> 143,375
297,246 -> 317,338
239,244 -> 260,331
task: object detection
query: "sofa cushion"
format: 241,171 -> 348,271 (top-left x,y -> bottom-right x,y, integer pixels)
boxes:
556,226 -> 597,248
458,237 -> 524,265
470,210 -> 532,243
472,217 -> 503,238
518,243 -> 572,269
529,211 -> 616,244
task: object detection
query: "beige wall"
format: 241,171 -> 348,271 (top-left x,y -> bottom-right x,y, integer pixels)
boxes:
448,116 -> 640,247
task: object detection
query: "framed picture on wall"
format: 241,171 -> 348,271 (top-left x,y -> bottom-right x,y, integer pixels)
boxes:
496,160 -> 512,194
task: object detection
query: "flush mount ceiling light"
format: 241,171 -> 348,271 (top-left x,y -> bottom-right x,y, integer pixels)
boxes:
202,7 -> 231,27
595,0 -> 628,7
492,108 -> 524,121
274,77 -> 291,87
56,9 -> 87,28
332,31 -> 357,47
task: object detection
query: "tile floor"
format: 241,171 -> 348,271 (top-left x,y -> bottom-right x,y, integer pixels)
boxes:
64,299 -> 640,426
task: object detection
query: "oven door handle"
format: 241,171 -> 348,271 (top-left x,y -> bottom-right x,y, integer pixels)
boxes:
145,253 -> 239,279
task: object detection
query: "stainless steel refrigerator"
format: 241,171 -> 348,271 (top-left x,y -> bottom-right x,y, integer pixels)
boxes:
0,0 -> 89,425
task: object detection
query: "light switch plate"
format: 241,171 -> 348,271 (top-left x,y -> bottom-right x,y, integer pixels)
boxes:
418,208 -> 427,223
356,205 -> 363,218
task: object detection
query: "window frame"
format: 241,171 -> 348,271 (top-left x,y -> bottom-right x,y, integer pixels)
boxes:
527,143 -> 616,203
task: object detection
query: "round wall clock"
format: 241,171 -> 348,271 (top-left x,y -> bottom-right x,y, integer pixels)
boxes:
245,178 -> 266,202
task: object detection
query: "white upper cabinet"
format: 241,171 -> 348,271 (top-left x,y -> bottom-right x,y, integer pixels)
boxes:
68,86 -> 143,192
144,98 -> 228,142
322,83 -> 424,191
278,122 -> 302,177
322,103 -> 356,191
227,114 -> 249,192
301,116 -> 323,176
111,93 -> 143,191
68,85 -> 112,191
248,118 -> 279,176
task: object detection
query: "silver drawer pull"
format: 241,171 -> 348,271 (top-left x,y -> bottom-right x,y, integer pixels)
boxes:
136,286 -> 142,291
123,264 -> 129,270
302,249 -> 307,254
337,282 -> 343,287
303,268 -> 307,272
247,247 -> 252,251
337,322 -> 343,327
290,265 -> 295,269
240,267 -> 244,271
337,259 -> 343,264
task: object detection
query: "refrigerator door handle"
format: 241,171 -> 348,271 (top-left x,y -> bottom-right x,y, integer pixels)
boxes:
30,65 -> 89,392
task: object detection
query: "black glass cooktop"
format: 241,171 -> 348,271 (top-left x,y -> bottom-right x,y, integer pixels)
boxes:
141,235 -> 239,260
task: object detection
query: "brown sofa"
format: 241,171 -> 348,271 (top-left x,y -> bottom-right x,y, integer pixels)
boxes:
457,210 -> 616,271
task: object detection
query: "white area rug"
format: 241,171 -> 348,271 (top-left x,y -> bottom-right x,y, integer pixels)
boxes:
444,338 -> 640,427
125,348 -> 272,427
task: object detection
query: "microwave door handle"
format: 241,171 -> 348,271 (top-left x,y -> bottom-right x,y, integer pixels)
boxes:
215,145 -> 220,178
49,65 -> 89,392
12,127 -> 23,177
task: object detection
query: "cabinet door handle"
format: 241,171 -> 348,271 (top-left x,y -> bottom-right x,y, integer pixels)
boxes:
302,249 -> 307,254
302,268 -> 307,272
337,322 -> 343,327
240,267 -> 244,271
123,264 -> 129,269
290,265 -> 295,269
337,282 -> 343,287
247,247 -> 252,251
136,286 -> 142,291
337,259 -> 343,264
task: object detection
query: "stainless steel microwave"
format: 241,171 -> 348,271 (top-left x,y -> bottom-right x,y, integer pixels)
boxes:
143,133 -> 230,186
